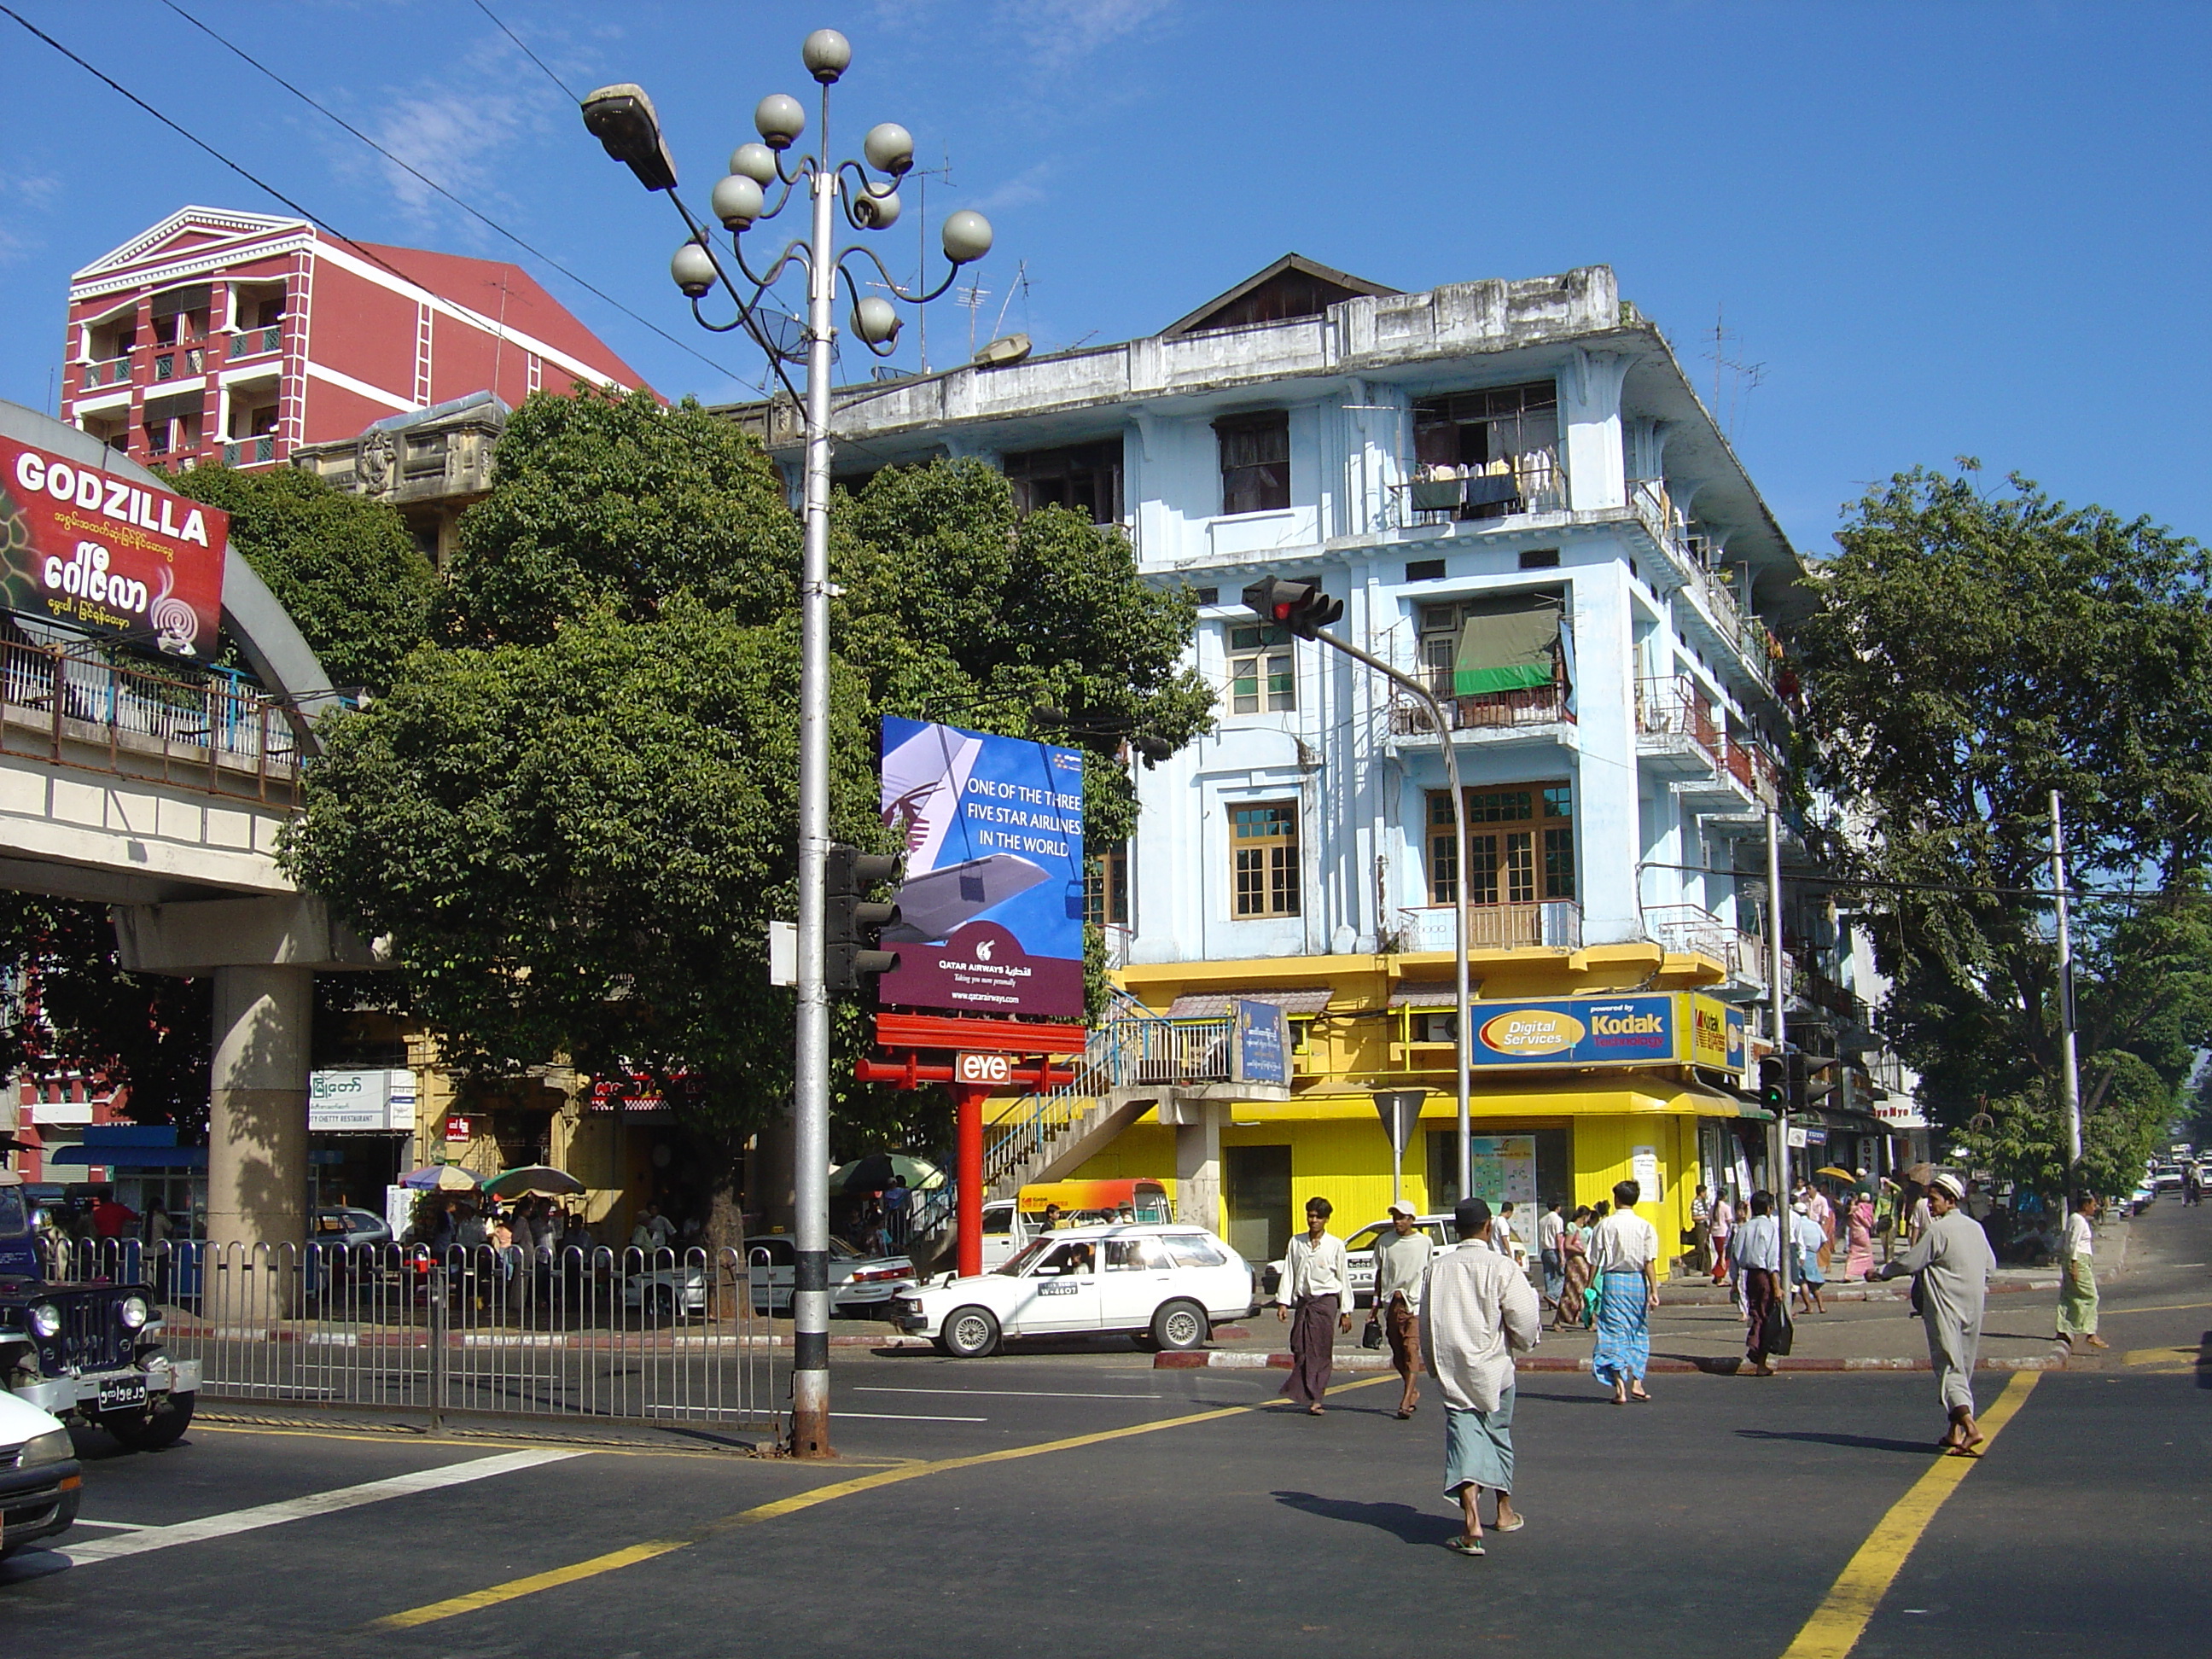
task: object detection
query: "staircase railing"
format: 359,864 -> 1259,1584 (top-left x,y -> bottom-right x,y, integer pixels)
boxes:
979,987 -> 1174,1194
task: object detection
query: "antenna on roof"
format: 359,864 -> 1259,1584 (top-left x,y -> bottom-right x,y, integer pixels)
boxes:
1703,304 -> 1767,444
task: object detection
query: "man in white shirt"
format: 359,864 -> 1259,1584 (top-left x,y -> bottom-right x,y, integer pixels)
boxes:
1277,1196 -> 1353,1415
1730,1190 -> 1786,1376
1587,1180 -> 1661,1405
1371,1199 -> 1435,1419
1422,1197 -> 1541,1557
2055,1191 -> 2107,1352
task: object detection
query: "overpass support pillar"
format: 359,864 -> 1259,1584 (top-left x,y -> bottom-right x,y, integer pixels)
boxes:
1162,1094 -> 1224,1237
206,964 -> 313,1256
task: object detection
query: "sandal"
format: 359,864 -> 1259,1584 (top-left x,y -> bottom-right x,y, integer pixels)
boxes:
1492,1513 -> 1526,1533
1447,1534 -> 1486,1557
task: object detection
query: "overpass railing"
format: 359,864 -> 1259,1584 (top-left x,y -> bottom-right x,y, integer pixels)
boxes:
0,639 -> 314,803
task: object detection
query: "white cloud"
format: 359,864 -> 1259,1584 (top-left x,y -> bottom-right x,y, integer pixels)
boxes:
0,172 -> 64,265
999,0 -> 1174,69
969,161 -> 1055,213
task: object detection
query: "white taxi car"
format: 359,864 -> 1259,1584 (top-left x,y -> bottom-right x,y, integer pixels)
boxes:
890,1224 -> 1255,1357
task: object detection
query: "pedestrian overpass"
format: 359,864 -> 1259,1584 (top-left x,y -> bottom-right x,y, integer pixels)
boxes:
1,399 -> 379,1253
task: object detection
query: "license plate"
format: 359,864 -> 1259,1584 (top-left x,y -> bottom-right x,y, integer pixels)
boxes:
97,1375 -> 148,1412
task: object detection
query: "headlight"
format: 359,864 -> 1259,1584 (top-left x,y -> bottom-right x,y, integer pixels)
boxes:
20,1427 -> 73,1468
28,1302 -> 61,1338
119,1295 -> 150,1330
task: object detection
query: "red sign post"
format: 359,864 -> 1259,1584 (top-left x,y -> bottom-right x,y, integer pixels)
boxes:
858,1011 -> 1085,1278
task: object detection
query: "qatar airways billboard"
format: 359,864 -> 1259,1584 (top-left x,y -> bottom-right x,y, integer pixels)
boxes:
0,436 -> 226,656
878,716 -> 1086,1022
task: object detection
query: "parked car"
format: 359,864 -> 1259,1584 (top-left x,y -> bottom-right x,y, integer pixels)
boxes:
891,1223 -> 1256,1358
2125,1179 -> 2157,1215
313,1208 -> 393,1249
0,1389 -> 79,1558
2152,1164 -> 2185,1191
620,1236 -> 918,1322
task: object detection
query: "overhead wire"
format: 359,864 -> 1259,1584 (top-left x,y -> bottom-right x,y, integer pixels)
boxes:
150,0 -> 764,396
469,0 -> 579,101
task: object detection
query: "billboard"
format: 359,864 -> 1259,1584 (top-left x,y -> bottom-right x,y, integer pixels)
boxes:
0,435 -> 226,656
878,716 -> 1086,1021
1232,1000 -> 1289,1086
309,1068 -> 417,1132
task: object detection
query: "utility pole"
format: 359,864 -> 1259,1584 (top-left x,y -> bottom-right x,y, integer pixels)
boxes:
2052,790 -> 2083,1191
1767,807 -> 1791,1311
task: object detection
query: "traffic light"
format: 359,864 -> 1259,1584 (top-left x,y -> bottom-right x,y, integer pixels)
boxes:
1759,1055 -> 1789,1113
1784,1049 -> 1839,1111
827,845 -> 901,993
1241,576 -> 1342,641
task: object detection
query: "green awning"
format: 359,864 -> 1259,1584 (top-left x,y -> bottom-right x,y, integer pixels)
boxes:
1452,601 -> 1561,696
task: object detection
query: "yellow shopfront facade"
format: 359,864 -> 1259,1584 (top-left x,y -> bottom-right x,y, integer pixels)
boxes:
1067,940 -> 1768,1268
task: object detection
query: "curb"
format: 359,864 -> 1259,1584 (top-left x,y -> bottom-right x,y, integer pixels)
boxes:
1156,1349 -> 2079,1375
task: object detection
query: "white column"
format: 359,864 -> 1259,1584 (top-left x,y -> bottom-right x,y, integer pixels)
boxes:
1563,349 -> 1632,512
205,964 -> 312,1254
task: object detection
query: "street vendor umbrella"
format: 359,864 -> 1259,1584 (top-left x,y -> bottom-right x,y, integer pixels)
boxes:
482,1165 -> 585,1199
1813,1166 -> 1857,1183
1902,1161 -> 1936,1187
829,1152 -> 944,1194
401,1165 -> 480,1192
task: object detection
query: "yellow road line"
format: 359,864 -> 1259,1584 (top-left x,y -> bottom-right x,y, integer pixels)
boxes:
2098,1300 -> 2212,1316
1780,1370 -> 2040,1659
372,1373 -> 1394,1630
190,1423 -> 893,1464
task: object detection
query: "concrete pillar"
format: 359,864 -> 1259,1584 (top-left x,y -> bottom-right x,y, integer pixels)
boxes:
205,964 -> 312,1254
1563,348 -> 1632,512
1173,1096 -> 1224,1237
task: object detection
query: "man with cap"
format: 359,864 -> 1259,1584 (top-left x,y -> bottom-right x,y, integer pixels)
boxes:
1421,1197 -> 1541,1557
1880,1170 -> 1997,1454
1372,1199 -> 1435,1418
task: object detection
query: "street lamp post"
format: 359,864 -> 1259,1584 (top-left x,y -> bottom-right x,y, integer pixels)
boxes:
581,32 -> 992,1460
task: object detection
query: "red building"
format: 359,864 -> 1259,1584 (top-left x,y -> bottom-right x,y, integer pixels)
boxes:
61,206 -> 649,471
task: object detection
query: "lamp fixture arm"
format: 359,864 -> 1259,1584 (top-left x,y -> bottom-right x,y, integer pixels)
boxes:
836,240 -> 962,306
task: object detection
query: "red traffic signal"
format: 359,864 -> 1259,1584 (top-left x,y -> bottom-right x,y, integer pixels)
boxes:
1241,576 -> 1342,641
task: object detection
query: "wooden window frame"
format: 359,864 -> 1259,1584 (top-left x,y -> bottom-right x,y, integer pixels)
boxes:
1215,410 -> 1291,515
1425,782 -> 1575,906
1231,800 -> 1301,918
1227,622 -> 1295,713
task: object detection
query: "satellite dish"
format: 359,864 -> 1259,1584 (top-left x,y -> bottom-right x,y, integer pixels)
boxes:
973,333 -> 1032,368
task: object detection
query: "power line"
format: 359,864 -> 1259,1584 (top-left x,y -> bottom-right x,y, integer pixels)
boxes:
1637,859 -> 2171,905
470,0 -> 579,102
153,0 -> 762,395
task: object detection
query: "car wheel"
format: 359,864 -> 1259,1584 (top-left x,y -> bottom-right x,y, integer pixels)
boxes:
643,1287 -> 677,1325
1151,1299 -> 1208,1353
941,1306 -> 1000,1359
105,1390 -> 195,1452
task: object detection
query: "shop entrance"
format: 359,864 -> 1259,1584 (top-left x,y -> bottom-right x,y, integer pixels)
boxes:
1426,1127 -> 1569,1214
1223,1144 -> 1290,1265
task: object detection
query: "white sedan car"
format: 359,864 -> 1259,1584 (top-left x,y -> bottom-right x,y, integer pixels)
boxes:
0,1389 -> 79,1558
890,1224 -> 1256,1357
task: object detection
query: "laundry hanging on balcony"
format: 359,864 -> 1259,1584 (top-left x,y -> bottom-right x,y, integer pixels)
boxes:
1451,597 -> 1565,696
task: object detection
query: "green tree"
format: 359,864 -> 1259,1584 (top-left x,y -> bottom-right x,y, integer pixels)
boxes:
281,396 -> 1208,1239
175,462 -> 437,692
1793,463 -> 2212,1194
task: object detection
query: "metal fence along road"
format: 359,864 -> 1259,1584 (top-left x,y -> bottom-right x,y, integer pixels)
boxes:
40,1239 -> 785,1435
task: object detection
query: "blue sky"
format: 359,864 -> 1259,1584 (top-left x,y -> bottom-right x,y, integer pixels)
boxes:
3,1 -> 2207,556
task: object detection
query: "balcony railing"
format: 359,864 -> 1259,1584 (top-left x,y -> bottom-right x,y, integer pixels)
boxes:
230,325 -> 282,357
1635,675 -> 1724,759
1390,681 -> 1574,736
224,435 -> 279,467
1630,480 -> 1784,688
1725,734 -> 1784,809
1395,899 -> 1582,953
79,357 -> 131,390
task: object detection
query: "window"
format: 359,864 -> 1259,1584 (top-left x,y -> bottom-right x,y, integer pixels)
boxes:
1004,438 -> 1124,523
1416,591 -> 1566,701
1518,549 -> 1560,569
1216,410 -> 1290,515
1426,782 -> 1575,905
1106,1237 -> 1170,1271
1194,586 -> 1220,607
1412,381 -> 1563,514
1406,558 -> 1446,583
1085,841 -> 1130,928
1161,1232 -> 1229,1268
1227,622 -> 1295,713
1231,801 -> 1301,917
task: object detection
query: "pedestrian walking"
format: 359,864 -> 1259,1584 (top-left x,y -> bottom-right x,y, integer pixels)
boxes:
1805,1183 -> 1835,1276
1372,1199 -> 1434,1418
2055,1191 -> 2108,1352
1880,1171 -> 1997,1454
1710,1187 -> 1736,1293
1790,1199 -> 1827,1314
1537,1197 -> 1567,1314
1276,1196 -> 1353,1415
1688,1184 -> 1713,1273
1421,1197 -> 1541,1557
883,1173 -> 911,1246
1844,1190 -> 1875,1281
2184,1167 -> 2202,1208
1587,1181 -> 1659,1405
1733,1190 -> 1786,1376
1553,1205 -> 1593,1330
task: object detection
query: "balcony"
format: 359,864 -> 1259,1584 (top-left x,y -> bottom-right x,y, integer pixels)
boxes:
224,435 -> 280,467
1389,681 -> 1575,737
1394,899 -> 1582,953
79,357 -> 131,392
1644,903 -> 1773,998
230,325 -> 282,358
1394,455 -> 1569,529
1724,733 -> 1784,811
1634,675 -> 1724,772
1629,480 -> 1783,690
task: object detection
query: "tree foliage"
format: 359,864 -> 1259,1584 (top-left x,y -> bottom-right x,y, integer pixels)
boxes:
175,462 -> 437,693
1793,463 -> 2212,1192
282,392 -> 1208,1204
